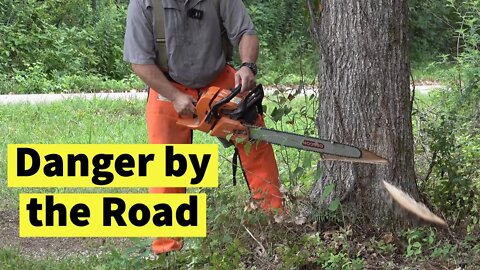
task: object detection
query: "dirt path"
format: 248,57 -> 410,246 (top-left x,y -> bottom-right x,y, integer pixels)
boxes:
0,210 -> 138,260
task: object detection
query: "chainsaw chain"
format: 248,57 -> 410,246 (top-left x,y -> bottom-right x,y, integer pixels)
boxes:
245,125 -> 362,159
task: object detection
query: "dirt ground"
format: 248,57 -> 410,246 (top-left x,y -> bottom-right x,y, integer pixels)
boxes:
0,210 -> 138,260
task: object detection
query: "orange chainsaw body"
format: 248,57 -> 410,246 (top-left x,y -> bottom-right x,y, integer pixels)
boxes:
176,86 -> 250,141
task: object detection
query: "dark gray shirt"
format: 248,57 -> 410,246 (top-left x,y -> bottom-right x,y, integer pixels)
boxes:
124,0 -> 256,88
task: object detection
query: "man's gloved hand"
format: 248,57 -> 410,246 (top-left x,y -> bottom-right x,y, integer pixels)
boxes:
171,91 -> 197,116
235,66 -> 256,93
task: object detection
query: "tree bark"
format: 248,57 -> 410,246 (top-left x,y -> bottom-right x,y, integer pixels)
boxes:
309,0 -> 419,230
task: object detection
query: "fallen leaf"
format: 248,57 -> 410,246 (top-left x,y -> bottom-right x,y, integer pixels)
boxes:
244,200 -> 258,212
382,233 -> 394,244
295,215 -> 307,225
274,214 -> 284,223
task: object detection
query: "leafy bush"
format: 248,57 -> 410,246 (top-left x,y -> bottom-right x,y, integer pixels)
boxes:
0,0 -> 130,93
0,0 -> 319,93
89,3 -> 130,79
413,0 -> 479,228
408,0 -> 460,62
245,0 -> 319,84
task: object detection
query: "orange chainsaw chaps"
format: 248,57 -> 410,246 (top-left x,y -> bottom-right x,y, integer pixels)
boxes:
210,117 -> 249,141
151,237 -> 183,254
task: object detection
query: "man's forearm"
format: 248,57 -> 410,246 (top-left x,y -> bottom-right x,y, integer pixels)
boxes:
131,64 -> 180,101
239,34 -> 259,63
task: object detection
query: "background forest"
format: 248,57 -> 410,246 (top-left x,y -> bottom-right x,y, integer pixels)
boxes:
0,0 -> 479,269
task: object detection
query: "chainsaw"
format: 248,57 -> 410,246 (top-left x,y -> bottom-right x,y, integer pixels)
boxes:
177,84 -> 388,165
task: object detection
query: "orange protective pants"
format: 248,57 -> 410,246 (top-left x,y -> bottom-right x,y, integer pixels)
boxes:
146,65 -> 283,254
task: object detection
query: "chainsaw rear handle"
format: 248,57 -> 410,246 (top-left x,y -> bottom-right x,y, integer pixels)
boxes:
205,84 -> 242,123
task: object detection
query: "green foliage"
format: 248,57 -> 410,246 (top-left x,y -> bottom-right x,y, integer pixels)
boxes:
89,3 -> 130,79
245,0 -> 312,55
403,229 -> 429,258
408,0 -> 460,62
0,1 -> 130,93
368,237 -> 397,255
413,0 -> 479,227
0,73 -> 143,95
263,85 -> 320,187
400,228 -> 461,263
0,0 -> 318,93
245,0 -> 319,85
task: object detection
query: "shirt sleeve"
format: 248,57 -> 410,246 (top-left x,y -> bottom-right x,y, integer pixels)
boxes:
123,0 -> 156,65
219,0 -> 257,47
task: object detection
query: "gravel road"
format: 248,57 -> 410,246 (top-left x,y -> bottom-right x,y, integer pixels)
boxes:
0,85 -> 444,105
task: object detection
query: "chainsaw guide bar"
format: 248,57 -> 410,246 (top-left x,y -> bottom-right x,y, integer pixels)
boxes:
247,126 -> 388,165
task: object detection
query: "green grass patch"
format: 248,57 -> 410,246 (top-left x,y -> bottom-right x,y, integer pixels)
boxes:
0,98 -> 149,209
0,107 -> 251,211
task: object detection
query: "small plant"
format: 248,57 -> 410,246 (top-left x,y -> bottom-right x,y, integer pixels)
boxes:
403,229 -> 424,259
368,236 -> 397,255
430,243 -> 456,259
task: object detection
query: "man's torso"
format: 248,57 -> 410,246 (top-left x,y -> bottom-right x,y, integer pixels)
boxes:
124,0 -> 256,88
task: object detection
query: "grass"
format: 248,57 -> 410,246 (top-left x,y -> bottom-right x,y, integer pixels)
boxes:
1,96 -> 479,269
410,59 -> 457,84
0,98 -> 149,210
0,97 -> 296,209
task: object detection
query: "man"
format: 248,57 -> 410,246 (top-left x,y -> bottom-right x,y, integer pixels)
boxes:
123,0 -> 283,254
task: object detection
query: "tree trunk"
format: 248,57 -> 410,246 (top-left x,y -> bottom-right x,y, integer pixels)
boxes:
309,0 -> 419,230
